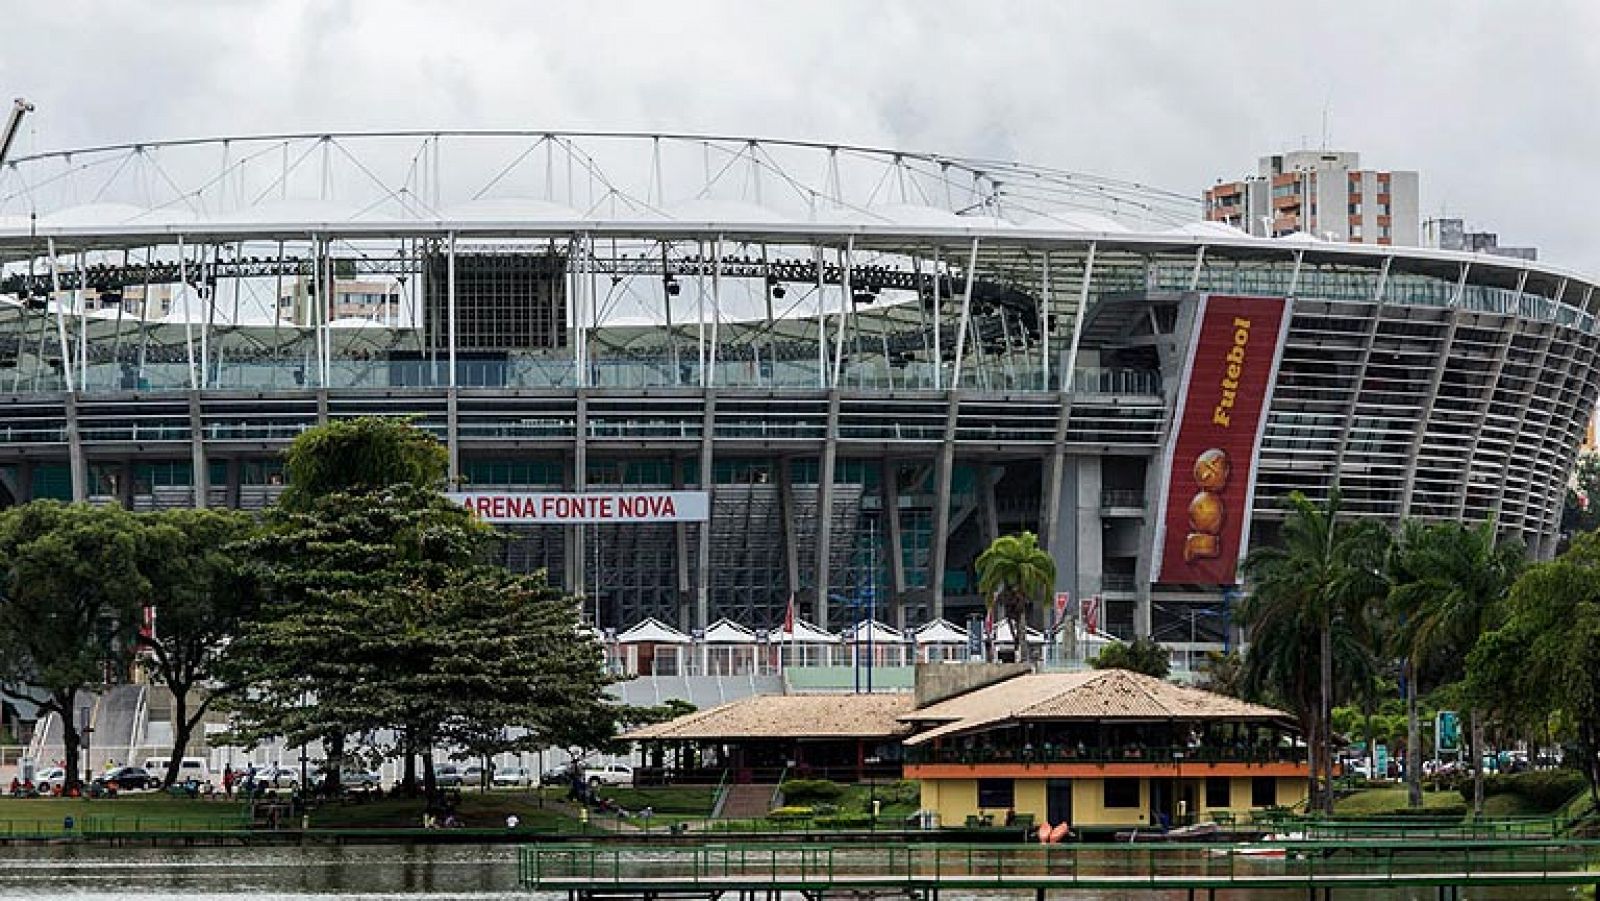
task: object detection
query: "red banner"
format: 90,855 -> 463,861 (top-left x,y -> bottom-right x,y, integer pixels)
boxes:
1152,295 -> 1291,584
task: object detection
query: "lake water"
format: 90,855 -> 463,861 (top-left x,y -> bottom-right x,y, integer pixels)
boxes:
0,844 -> 1579,900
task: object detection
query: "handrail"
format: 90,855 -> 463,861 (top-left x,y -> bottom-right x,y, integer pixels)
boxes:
520,839 -> 1600,891
708,767 -> 732,819
769,764 -> 790,811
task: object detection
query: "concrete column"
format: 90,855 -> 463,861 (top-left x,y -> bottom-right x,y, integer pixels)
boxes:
882,458 -> 907,629
224,457 -> 241,509
813,391 -> 841,628
445,387 -> 460,486
928,393 -> 961,621
978,463 -> 1000,545
187,392 -> 208,509
1072,456 -> 1108,631
14,460 -> 33,503
694,390 -> 718,634
572,391 -> 588,601
315,388 -> 329,425
117,459 -> 134,509
561,455 -> 578,595
673,455 -> 692,633
1396,310 -> 1461,520
64,393 -> 87,503
778,456 -> 800,599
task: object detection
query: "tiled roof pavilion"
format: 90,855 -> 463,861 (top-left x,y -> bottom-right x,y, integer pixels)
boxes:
901,670 -> 1294,746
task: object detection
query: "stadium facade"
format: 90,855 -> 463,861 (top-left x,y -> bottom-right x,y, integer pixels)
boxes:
0,130 -> 1596,656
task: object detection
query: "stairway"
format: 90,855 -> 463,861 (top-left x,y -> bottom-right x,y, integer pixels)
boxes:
717,783 -> 776,820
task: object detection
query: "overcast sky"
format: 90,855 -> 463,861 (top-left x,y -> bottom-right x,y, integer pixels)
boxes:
3,0 -> 1595,269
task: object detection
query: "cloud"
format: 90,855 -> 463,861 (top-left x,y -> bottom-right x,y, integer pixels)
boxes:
1,0 -> 1594,266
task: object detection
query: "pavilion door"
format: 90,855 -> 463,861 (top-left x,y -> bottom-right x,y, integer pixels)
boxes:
1045,779 -> 1072,827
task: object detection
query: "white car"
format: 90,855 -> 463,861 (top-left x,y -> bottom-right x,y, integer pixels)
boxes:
248,764 -> 300,789
583,763 -> 634,787
492,766 -> 531,788
34,767 -> 67,793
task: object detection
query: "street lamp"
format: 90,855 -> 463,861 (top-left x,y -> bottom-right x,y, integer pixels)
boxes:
79,705 -> 93,790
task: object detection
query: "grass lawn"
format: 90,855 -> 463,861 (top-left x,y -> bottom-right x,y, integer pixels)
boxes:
0,794 -> 251,835
1334,787 -> 1465,817
589,786 -> 715,816
308,792 -> 581,831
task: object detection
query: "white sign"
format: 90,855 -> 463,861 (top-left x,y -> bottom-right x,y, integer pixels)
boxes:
447,491 -> 710,524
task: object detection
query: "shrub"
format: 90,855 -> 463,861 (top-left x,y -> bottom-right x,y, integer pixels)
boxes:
1389,804 -> 1468,818
767,806 -> 814,822
1457,771 -> 1586,811
781,779 -> 844,804
815,813 -> 872,829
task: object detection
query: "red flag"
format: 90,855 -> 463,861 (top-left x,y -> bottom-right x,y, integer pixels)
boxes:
783,594 -> 795,634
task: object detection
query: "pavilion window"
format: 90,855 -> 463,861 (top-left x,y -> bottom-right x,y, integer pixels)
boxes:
1205,777 -> 1231,809
1251,776 -> 1277,808
1103,778 -> 1140,809
976,778 -> 1014,809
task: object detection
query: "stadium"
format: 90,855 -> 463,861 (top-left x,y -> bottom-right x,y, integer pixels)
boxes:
0,129 -> 1596,668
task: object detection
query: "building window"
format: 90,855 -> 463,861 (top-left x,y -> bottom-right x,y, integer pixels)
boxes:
977,779 -> 1014,809
1206,777 -> 1231,809
1103,778 -> 1141,809
1348,203 -> 1362,215
1251,777 -> 1277,807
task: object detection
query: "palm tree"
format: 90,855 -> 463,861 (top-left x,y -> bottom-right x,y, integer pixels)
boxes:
975,531 -> 1057,662
1241,488 -> 1390,815
1388,518 -> 1523,814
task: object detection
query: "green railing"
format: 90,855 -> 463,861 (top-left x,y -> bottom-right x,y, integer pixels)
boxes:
520,840 -> 1600,891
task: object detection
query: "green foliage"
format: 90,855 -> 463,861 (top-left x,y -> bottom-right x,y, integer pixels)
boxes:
0,501 -> 149,790
1467,530 -> 1600,804
814,812 -> 872,828
1196,650 -> 1243,697
1563,450 -> 1600,538
1090,636 -> 1171,678
767,805 -> 814,821
1462,771 -> 1587,811
222,417 -> 615,794
975,531 -> 1055,660
134,508 -> 260,787
781,778 -> 845,804
1240,488 -> 1391,813
619,699 -> 697,731
279,416 -> 448,510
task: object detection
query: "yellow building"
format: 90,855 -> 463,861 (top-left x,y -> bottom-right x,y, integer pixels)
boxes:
901,669 -> 1307,832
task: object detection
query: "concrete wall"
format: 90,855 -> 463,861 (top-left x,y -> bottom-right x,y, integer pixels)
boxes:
920,775 -> 1310,829
913,662 -> 1028,708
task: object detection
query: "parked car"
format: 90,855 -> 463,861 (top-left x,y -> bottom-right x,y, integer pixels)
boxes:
461,763 -> 485,787
143,756 -> 212,787
336,768 -> 382,790
492,766 -> 531,788
95,766 -> 156,791
583,763 -> 634,787
34,767 -> 67,793
246,764 -> 300,789
434,764 -> 464,788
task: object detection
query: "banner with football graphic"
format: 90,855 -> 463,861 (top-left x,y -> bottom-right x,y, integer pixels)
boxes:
1151,294 -> 1292,584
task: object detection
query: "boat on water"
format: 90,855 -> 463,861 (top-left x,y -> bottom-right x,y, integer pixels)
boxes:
1113,822 -> 1221,843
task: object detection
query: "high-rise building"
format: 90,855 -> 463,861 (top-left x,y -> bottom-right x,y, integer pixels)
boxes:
1423,218 -> 1537,261
1204,150 -> 1419,245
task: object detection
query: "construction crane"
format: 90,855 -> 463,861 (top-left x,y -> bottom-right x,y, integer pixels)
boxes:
0,97 -> 32,168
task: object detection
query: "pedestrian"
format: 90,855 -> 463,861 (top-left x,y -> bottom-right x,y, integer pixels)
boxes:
223,768 -> 235,799
506,814 -> 520,831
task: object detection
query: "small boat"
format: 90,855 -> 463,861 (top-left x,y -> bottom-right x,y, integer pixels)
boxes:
1113,822 -> 1219,843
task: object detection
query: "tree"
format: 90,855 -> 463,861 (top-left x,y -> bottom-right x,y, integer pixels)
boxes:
1090,636 -> 1171,678
220,417 -> 479,794
975,531 -> 1056,662
1240,488 -> 1390,815
134,508 -> 261,788
1561,450 -> 1600,542
1196,650 -> 1244,697
0,502 -> 147,792
1467,531 -> 1600,805
1388,518 -> 1523,813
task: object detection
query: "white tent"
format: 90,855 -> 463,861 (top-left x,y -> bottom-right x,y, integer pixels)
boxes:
703,618 -> 758,644
840,619 -> 904,645
615,617 -> 692,644
912,618 -> 968,645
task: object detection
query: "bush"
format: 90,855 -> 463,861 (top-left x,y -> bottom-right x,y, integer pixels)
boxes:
814,813 -> 872,829
781,779 -> 844,804
876,780 -> 920,806
1457,771 -> 1587,812
1388,804 -> 1469,818
767,806 -> 814,822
